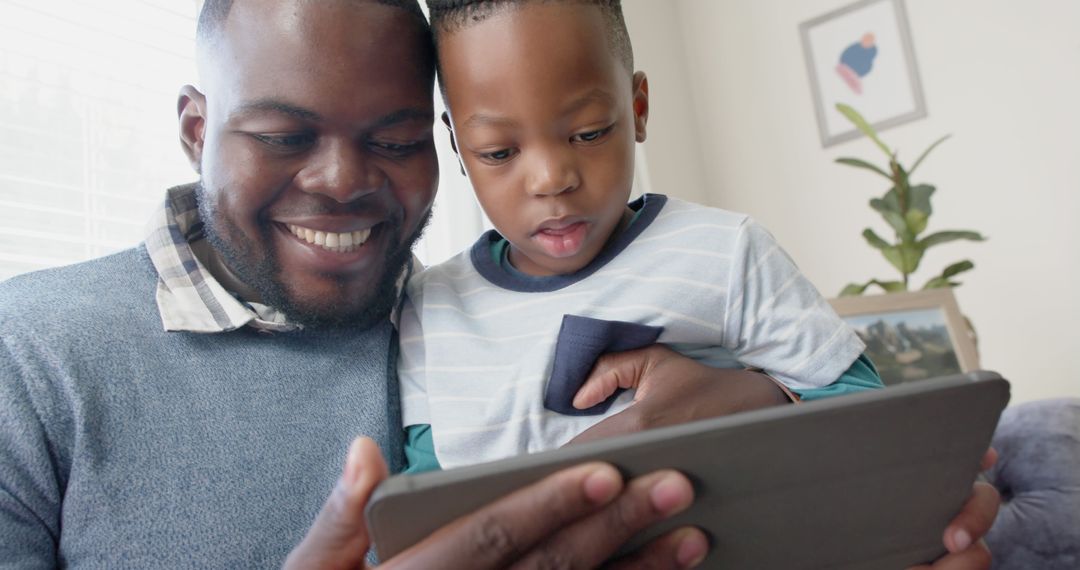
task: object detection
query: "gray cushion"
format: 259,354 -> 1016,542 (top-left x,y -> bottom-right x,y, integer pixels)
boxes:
984,398 -> 1080,569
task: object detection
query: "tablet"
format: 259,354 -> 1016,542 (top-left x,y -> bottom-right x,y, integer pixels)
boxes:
366,371 -> 1009,568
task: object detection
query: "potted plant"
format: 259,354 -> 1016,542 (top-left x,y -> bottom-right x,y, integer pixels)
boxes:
834,103 -> 985,296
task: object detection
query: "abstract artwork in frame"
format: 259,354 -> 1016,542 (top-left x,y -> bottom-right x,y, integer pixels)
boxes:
800,0 -> 927,147
829,289 -> 980,386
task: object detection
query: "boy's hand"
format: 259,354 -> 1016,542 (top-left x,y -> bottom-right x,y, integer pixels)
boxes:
569,344 -> 788,444
283,437 -> 710,569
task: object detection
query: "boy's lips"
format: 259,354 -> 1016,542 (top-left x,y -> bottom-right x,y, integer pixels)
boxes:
531,217 -> 589,258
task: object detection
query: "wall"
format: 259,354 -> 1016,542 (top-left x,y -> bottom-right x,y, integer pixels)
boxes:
625,0 -> 1080,403
621,0 -> 709,204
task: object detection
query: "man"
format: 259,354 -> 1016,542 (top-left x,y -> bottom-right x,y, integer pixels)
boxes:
0,0 -> 996,567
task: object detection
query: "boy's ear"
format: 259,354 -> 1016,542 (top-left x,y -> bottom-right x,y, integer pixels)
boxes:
632,71 -> 649,143
178,85 -> 208,175
441,111 -> 467,177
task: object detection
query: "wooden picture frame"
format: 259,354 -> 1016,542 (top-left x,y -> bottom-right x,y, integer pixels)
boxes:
829,289 -> 979,385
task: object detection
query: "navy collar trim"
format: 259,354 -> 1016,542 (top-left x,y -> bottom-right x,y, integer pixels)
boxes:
469,193 -> 668,293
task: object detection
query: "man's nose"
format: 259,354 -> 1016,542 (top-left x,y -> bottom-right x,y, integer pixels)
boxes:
526,144 -> 580,197
297,139 -> 384,203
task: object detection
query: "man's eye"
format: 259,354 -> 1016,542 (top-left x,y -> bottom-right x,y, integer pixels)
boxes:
253,133 -> 315,149
572,125 -> 614,144
370,140 -> 426,157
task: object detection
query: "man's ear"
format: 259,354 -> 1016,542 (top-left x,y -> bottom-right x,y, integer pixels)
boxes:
178,85 -> 208,175
631,71 -> 649,143
441,111 -> 467,177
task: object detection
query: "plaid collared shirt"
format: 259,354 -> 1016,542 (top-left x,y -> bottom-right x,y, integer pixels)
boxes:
144,184 -> 411,333
144,184 -> 299,333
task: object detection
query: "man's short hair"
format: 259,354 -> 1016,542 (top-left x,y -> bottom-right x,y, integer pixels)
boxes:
425,0 -> 633,74
197,0 -> 429,44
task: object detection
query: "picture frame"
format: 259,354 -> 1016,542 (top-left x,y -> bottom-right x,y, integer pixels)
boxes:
799,0 -> 927,147
829,289 -> 980,386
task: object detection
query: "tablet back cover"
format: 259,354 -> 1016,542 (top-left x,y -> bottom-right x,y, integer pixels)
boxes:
368,372 -> 1009,568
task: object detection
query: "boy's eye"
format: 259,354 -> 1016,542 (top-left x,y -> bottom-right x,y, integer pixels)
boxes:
478,148 -> 517,164
252,132 -> 316,150
571,124 -> 614,144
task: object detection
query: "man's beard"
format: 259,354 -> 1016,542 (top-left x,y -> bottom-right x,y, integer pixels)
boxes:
195,182 -> 430,330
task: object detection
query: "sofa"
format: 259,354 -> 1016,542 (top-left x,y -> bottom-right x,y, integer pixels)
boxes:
983,398 -> 1080,569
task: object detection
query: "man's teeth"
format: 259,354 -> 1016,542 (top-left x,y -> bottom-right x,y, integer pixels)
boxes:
286,224 -> 372,253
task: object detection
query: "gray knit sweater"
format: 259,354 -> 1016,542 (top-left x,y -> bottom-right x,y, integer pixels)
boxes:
0,247 -> 404,568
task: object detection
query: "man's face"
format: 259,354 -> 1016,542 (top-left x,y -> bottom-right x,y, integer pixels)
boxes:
182,0 -> 437,327
438,3 -> 647,277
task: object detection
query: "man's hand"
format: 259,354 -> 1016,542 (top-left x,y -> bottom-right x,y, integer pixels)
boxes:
283,437 -> 710,569
569,346 -> 1002,569
569,344 -> 789,444
906,449 -> 1001,570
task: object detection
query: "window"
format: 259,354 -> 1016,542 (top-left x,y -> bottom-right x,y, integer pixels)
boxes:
0,0 -> 199,281
0,0 -> 483,282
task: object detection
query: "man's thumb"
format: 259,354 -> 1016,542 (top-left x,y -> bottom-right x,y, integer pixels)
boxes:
283,437 -> 388,570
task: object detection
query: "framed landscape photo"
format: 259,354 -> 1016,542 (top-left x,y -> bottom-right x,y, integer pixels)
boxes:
829,289 -> 979,386
799,0 -> 927,147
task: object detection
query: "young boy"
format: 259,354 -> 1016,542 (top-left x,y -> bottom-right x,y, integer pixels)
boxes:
399,0 -> 882,472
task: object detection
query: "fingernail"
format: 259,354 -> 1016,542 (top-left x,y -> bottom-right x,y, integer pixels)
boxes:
344,439 -> 364,486
583,465 -> 622,505
675,530 -> 708,568
650,474 -> 693,515
952,529 -> 971,552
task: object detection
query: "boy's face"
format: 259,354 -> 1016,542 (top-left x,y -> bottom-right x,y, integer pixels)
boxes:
439,2 -> 648,276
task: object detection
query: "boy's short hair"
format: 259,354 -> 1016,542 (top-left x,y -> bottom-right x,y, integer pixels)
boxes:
425,0 -> 633,75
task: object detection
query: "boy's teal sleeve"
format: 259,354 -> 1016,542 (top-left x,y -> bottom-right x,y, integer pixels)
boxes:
403,424 -> 442,473
793,353 -> 884,401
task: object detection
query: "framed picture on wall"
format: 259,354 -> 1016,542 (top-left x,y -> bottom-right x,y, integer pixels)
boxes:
799,0 -> 926,147
829,289 -> 980,386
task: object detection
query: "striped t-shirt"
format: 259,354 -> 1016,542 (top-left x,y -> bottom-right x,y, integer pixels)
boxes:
399,194 -> 864,469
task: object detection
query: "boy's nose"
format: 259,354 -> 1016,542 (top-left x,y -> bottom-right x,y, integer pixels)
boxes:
526,146 -> 580,197
296,139 -> 384,203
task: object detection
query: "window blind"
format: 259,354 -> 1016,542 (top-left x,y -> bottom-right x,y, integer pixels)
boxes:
0,0 -> 198,281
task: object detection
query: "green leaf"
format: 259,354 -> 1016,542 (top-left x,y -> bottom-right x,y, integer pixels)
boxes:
835,103 -> 892,157
840,279 -> 907,296
870,195 -> 912,239
908,184 -> 935,217
835,158 -> 892,180
840,282 -> 870,296
923,276 -> 951,289
873,280 -> 908,293
870,196 -> 899,214
898,242 -> 925,274
919,231 -> 986,249
909,134 -> 952,176
903,185 -> 935,237
921,260 -> 974,290
861,228 -> 891,250
942,259 -> 975,278
884,212 -> 913,241
882,246 -> 906,274
905,209 -> 929,236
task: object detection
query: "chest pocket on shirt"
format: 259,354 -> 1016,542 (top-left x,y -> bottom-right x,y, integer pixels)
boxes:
544,315 -> 664,416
